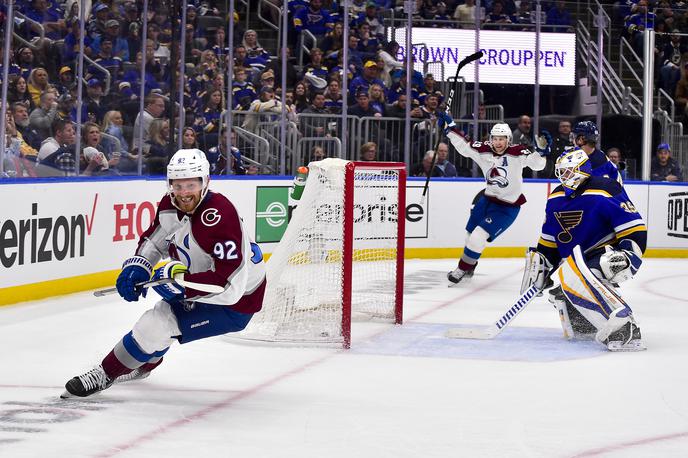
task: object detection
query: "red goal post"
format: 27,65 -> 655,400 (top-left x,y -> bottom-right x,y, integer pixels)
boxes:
342,161 -> 406,348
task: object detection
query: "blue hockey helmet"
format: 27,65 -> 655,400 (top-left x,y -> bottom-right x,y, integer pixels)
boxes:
555,149 -> 592,193
572,121 -> 599,144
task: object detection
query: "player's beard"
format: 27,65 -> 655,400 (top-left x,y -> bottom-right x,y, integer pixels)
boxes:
175,192 -> 201,213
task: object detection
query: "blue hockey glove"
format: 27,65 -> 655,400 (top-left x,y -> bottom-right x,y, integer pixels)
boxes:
116,256 -> 153,302
437,111 -> 456,135
152,261 -> 188,304
535,129 -> 553,156
599,239 -> 643,284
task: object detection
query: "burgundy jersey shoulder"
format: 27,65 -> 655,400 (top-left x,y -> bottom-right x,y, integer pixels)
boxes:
157,194 -> 176,212
190,191 -> 244,254
504,145 -> 531,157
471,141 -> 494,154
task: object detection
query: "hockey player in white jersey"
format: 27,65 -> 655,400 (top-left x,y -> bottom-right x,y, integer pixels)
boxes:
437,112 -> 551,284
62,149 -> 266,398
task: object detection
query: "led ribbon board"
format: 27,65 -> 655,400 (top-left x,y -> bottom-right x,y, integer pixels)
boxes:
389,28 -> 576,86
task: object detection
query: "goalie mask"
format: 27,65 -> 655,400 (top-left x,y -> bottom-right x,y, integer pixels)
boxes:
167,148 -> 210,212
555,149 -> 592,194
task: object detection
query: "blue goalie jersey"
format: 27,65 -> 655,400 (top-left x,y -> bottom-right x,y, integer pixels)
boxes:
537,177 -> 646,264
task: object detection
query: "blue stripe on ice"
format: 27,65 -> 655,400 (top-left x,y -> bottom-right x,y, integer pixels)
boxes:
351,323 -> 605,362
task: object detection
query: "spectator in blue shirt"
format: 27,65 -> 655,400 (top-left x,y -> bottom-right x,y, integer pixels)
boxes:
625,0 -> 655,53
546,1 -> 573,32
91,19 -> 130,62
349,60 -> 386,104
293,0 -> 334,38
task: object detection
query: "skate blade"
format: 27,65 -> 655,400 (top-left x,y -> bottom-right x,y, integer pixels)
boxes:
59,390 -> 74,399
607,340 -> 647,352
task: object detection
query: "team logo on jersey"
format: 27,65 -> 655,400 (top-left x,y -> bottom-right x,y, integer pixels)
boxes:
201,208 -> 221,227
554,211 -> 584,243
487,166 -> 509,188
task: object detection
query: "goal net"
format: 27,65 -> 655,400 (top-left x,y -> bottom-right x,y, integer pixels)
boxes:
239,158 -> 406,348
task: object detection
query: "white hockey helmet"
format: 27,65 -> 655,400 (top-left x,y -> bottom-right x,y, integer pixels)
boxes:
490,123 -> 512,145
167,148 -> 211,209
555,148 -> 592,192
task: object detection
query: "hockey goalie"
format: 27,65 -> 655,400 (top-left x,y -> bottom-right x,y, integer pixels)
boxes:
521,149 -> 647,351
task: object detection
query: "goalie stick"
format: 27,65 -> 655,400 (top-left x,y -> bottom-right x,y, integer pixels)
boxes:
93,277 -> 225,297
421,51 -> 484,204
445,283 -> 542,340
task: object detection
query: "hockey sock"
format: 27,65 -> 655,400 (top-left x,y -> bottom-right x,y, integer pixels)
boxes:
102,331 -> 170,379
460,227 -> 490,271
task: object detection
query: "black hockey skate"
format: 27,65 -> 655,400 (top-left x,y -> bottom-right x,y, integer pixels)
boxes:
604,321 -> 646,352
61,365 -> 113,398
447,266 -> 474,285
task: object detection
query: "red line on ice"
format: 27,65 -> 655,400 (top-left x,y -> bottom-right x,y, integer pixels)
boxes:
95,268 -> 519,457
569,430 -> 688,457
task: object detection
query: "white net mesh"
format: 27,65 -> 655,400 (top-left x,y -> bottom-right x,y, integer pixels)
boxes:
238,158 -> 403,345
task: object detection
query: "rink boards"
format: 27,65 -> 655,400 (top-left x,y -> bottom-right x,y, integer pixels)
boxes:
0,176 -> 686,305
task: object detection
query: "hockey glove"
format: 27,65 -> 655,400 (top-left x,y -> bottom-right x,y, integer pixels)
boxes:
152,261 -> 188,304
116,256 -> 153,302
437,111 -> 456,136
599,239 -> 642,284
520,247 -> 553,294
535,129 -> 553,156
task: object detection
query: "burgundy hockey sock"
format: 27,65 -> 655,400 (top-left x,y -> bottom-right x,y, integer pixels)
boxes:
139,357 -> 164,374
458,259 -> 476,272
101,350 -> 135,379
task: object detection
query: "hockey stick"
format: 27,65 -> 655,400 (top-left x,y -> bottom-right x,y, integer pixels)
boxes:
93,277 -> 225,297
445,283 -> 541,340
420,50 -> 483,204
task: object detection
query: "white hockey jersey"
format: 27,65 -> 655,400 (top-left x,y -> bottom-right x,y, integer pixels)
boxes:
447,130 -> 546,205
135,191 -> 266,313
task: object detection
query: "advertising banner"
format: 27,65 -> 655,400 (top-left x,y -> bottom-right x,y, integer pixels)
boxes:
388,28 -> 576,86
0,178 -> 684,296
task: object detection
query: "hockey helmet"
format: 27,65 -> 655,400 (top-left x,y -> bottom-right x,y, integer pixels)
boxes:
489,123 -> 512,145
167,148 -> 210,210
572,120 -> 599,144
555,149 -> 592,193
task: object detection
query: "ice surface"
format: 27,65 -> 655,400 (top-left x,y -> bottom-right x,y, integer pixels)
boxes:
1,258 -> 687,457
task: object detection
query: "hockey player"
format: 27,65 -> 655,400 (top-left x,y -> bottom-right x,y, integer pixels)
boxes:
571,121 -> 622,184
522,149 -> 647,351
62,149 -> 266,398
437,112 -> 551,284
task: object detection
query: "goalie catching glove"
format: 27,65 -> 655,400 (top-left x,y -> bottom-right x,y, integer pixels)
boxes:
152,261 -> 189,304
520,248 -> 553,294
599,239 -> 642,284
534,130 -> 553,156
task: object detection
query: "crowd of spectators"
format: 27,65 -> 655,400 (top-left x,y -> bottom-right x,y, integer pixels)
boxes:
0,0 -> 683,182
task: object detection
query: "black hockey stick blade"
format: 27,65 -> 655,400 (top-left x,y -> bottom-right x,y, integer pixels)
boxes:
457,51 -> 483,71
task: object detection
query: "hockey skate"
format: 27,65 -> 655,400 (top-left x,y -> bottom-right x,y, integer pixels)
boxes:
603,320 -> 646,352
113,367 -> 152,384
61,365 -> 113,399
447,266 -> 474,286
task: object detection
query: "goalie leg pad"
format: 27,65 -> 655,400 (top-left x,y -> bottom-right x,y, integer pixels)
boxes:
549,286 -> 597,340
556,246 -> 636,343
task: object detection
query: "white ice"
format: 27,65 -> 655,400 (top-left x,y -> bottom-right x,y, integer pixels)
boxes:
1,258 -> 687,458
